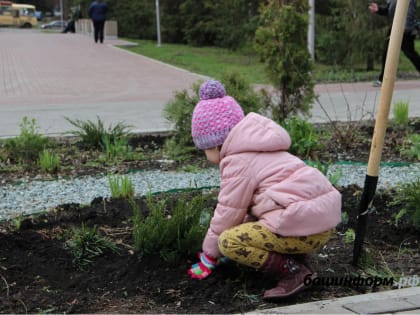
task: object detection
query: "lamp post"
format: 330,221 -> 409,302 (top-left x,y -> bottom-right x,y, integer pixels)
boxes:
308,0 -> 315,59
155,0 -> 161,47
59,0 -> 64,29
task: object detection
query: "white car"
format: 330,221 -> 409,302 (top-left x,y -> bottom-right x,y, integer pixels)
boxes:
40,20 -> 66,29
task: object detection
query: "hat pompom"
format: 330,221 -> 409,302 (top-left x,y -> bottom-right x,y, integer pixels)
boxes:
191,96 -> 244,150
199,80 -> 226,100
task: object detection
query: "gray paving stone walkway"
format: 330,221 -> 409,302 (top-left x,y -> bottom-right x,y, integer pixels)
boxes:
246,287 -> 420,314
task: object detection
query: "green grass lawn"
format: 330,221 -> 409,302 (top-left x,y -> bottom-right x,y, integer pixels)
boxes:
120,38 -> 420,85
120,39 -> 267,84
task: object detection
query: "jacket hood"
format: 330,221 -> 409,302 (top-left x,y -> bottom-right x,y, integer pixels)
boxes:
220,113 -> 291,158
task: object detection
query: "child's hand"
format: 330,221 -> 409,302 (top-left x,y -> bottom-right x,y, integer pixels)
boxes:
187,252 -> 218,280
368,2 -> 378,14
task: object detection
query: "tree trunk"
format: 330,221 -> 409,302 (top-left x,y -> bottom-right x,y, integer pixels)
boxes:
366,52 -> 374,71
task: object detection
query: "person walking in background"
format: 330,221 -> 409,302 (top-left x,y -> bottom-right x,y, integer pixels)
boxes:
369,0 -> 420,87
62,7 -> 80,34
88,0 -> 108,43
187,80 -> 342,300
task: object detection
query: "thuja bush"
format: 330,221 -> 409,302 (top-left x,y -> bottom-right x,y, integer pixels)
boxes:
3,117 -> 50,164
254,0 -> 314,122
131,191 -> 215,264
164,70 -> 264,160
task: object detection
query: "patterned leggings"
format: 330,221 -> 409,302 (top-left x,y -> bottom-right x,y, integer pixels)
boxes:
218,222 -> 334,269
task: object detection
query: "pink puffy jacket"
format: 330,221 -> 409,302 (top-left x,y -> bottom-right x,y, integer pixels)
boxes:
202,113 -> 342,258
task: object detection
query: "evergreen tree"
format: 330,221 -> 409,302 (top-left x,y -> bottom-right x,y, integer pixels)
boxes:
254,0 -> 314,122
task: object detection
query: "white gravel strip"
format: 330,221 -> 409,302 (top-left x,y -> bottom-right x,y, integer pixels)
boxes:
329,163 -> 420,189
0,163 -> 419,221
0,168 -> 220,221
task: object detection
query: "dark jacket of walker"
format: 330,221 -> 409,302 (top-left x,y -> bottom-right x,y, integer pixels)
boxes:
88,1 -> 108,22
377,0 -> 418,34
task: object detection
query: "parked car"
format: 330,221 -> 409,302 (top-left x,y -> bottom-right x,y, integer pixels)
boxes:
40,20 -> 66,29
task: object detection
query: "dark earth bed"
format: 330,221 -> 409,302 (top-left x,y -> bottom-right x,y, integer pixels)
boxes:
0,120 -> 419,313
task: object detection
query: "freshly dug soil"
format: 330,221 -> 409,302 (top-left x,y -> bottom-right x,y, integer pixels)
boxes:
0,186 -> 419,314
0,120 -> 419,313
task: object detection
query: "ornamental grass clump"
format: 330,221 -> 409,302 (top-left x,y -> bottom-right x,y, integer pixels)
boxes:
108,174 -> 135,199
131,192 -> 214,264
65,116 -> 131,149
39,149 -> 60,173
392,100 -> 409,128
100,134 -> 133,163
65,224 -> 119,268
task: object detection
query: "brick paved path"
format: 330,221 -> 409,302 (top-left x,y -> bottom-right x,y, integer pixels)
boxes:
1,28 -> 419,137
0,29 -> 206,136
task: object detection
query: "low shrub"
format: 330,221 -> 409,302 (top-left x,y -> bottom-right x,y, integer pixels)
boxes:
390,179 -> 420,231
3,117 -> 50,164
219,70 -> 263,114
131,192 -> 215,263
282,117 -> 322,158
164,71 -> 264,161
401,134 -> 420,161
163,84 -> 200,161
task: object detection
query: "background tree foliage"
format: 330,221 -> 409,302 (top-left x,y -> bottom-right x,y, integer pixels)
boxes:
72,0 -> 259,49
180,0 -> 260,49
26,0 -> 419,70
110,1 -> 155,39
315,0 -> 386,70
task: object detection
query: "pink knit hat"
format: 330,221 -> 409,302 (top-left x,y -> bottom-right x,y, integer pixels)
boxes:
192,80 -> 245,150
